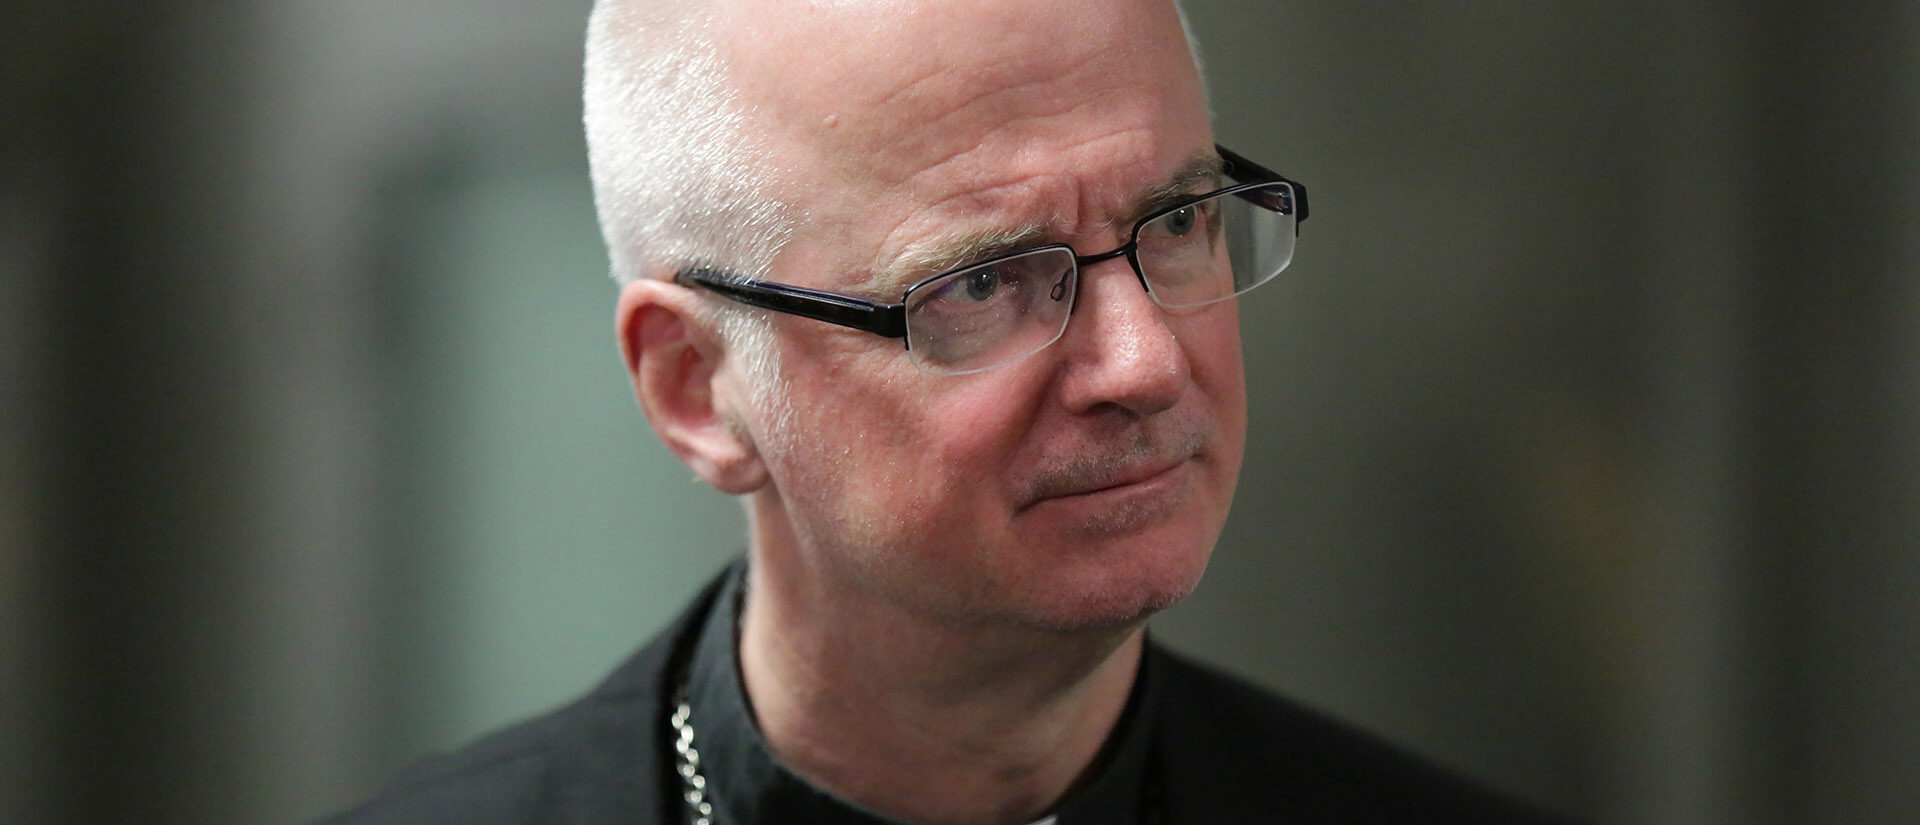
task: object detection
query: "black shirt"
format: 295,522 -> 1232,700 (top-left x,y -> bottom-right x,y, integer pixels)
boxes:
319,559 -> 1581,825
678,566 -> 1160,825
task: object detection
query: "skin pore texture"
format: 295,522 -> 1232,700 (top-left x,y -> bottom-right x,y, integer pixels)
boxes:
615,1 -> 1245,823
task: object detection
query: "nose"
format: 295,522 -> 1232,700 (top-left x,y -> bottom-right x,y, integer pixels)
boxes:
1054,257 -> 1190,417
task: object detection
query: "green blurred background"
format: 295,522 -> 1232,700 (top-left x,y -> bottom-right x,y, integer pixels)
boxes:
4,2 -> 1916,823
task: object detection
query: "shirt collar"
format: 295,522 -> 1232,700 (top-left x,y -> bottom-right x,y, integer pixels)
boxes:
682,564 -> 1160,825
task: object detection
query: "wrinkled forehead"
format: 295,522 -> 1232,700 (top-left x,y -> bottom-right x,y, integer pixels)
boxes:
712,0 -> 1207,223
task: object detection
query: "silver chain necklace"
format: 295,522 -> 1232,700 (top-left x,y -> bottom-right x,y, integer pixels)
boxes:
670,691 -> 715,825
668,689 -> 1162,825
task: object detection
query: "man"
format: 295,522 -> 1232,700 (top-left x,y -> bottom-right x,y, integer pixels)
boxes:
325,0 -> 1574,823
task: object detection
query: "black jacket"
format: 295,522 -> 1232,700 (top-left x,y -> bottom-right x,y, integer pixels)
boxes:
321,568 -> 1575,825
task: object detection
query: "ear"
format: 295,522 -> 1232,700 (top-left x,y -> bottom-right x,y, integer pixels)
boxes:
617,278 -> 770,495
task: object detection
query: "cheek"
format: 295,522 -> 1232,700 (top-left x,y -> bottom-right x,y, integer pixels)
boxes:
915,384 -> 1034,496
765,341 -> 1033,545
1208,329 -> 1246,432
869,378 -> 1038,533
1179,307 -> 1248,475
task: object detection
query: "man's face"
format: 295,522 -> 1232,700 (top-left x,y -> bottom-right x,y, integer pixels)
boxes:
721,0 -> 1244,631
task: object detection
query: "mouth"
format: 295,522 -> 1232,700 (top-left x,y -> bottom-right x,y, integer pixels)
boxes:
1013,419 -> 1213,515
1060,457 -> 1187,498
1017,452 -> 1198,512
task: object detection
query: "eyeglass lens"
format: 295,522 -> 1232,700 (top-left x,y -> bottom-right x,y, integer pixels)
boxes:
903,181 -> 1297,375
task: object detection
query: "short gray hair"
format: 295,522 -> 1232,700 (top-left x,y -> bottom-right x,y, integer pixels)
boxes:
583,0 -> 791,385
583,0 -> 1208,390
584,0 -> 1205,286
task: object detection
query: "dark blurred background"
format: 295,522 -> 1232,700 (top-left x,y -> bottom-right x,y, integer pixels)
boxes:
4,2 -> 1915,824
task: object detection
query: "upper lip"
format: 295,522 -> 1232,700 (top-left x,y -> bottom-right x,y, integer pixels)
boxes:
1020,453 -> 1192,509
1072,457 -> 1185,496
1015,421 -> 1211,510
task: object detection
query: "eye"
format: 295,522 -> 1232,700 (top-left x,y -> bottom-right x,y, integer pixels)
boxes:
928,263 -> 1017,307
962,267 -> 999,302
1161,205 -> 1198,236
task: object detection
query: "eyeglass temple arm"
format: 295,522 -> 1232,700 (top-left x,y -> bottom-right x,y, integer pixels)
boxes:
677,269 -> 908,338
1216,144 -> 1309,226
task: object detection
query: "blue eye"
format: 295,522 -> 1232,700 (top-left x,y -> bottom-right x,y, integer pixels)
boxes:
1161,205 -> 1198,236
962,268 -> 999,301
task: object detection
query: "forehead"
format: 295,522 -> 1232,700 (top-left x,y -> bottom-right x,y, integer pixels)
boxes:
716,0 -> 1212,287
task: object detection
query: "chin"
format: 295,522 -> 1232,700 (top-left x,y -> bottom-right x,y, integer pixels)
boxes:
1013,537 -> 1213,634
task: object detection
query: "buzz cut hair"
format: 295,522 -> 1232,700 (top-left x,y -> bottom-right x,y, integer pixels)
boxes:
583,0 -> 1204,287
583,0 -> 794,289
582,0 -> 1207,384
583,0 -> 798,392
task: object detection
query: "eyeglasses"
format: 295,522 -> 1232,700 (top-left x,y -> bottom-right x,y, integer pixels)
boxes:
678,145 -> 1308,375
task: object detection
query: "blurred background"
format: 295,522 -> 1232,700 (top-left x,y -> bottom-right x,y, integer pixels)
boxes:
4,1 -> 1916,823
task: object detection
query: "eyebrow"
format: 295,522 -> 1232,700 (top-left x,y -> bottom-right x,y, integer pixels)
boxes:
1133,153 -> 1226,222
862,150 -> 1227,297
881,224 -> 1053,292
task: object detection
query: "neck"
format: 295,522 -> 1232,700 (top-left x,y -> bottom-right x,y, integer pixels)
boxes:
738,509 -> 1145,825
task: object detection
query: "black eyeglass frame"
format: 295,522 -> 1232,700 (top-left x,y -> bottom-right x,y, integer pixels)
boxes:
676,144 -> 1308,342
